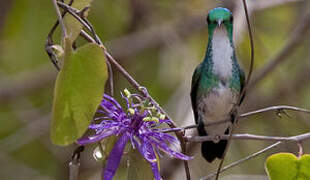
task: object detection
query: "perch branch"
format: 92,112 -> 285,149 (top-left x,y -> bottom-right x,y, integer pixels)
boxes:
186,132 -> 310,142
159,105 -> 310,133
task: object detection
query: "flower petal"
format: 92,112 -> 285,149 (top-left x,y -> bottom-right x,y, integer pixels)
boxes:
148,137 -> 192,161
151,132 -> 178,143
104,94 -> 123,111
132,136 -> 156,163
150,162 -> 161,180
103,134 -> 129,180
77,130 -> 115,145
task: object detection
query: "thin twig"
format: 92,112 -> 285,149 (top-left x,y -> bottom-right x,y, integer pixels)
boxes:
239,0 -> 255,103
240,105 -> 310,117
181,141 -> 191,180
186,132 -> 310,142
51,0 -> 67,38
201,141 -> 282,180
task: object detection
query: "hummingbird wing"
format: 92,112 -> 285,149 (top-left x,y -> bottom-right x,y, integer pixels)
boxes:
190,63 -> 202,125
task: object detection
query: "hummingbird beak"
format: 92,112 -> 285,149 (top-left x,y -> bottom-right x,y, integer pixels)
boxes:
217,20 -> 222,27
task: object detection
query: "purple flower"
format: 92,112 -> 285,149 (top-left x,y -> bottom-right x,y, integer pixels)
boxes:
78,90 -> 192,180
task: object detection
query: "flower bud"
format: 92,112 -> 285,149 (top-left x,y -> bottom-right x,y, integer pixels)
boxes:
143,117 -> 152,122
159,114 -> 166,120
128,108 -> 135,115
124,88 -> 131,98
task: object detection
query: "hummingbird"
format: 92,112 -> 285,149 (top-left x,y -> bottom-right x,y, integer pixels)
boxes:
190,7 -> 245,162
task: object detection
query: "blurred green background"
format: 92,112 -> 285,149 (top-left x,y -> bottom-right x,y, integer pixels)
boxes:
0,0 -> 309,179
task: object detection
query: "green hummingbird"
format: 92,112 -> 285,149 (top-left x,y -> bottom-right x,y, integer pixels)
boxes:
190,7 -> 245,162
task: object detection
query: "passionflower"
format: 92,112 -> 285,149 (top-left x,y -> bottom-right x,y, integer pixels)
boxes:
78,89 -> 191,180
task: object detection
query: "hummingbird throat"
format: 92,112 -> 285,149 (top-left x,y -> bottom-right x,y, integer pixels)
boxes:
211,26 -> 233,79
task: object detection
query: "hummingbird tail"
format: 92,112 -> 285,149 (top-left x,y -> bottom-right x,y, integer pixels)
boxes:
201,139 -> 227,163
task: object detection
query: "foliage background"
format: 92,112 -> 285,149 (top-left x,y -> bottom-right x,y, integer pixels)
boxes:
0,0 -> 309,179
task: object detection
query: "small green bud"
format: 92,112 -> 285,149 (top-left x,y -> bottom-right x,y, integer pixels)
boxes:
124,88 -> 131,98
143,117 -> 152,122
159,114 -> 166,120
128,108 -> 135,115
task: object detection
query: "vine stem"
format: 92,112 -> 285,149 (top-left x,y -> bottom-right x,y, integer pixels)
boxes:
51,0 -> 67,38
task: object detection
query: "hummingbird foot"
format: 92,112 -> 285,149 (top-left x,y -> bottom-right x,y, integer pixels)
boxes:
212,134 -> 221,143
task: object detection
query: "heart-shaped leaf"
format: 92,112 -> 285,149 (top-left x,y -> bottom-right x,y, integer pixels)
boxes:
51,39 -> 107,146
265,153 -> 310,180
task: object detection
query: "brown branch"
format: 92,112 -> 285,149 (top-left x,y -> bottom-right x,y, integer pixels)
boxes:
240,105 -> 310,117
160,105 -> 310,133
186,132 -> 310,143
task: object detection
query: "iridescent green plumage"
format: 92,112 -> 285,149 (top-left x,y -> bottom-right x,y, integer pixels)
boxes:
190,7 -> 245,162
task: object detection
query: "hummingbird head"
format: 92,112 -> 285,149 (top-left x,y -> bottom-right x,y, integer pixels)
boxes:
206,7 -> 233,35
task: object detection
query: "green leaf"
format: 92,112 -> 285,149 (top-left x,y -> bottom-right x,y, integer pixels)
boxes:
63,0 -> 93,43
265,153 -> 310,180
51,40 -> 107,146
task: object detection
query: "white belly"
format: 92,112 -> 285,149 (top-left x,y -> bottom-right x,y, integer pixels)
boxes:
198,84 -> 238,136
